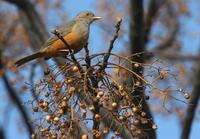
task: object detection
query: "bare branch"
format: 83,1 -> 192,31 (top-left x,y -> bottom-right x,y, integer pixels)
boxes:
145,0 -> 166,44
0,50 -> 33,136
84,43 -> 91,68
152,52 -> 200,61
180,62 -> 200,139
130,1 -> 156,139
101,18 -> 122,70
154,2 -> 179,51
0,128 -> 5,139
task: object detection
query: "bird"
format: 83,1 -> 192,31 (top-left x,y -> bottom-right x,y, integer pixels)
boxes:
15,11 -> 102,67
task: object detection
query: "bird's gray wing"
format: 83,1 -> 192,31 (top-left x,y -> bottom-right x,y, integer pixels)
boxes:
44,20 -> 76,47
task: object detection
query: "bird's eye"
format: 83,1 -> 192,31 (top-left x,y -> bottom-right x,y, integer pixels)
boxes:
86,13 -> 90,16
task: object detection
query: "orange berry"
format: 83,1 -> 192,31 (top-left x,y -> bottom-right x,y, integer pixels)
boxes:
95,114 -> 102,121
82,134 -> 88,139
132,107 -> 139,113
72,65 -> 79,72
89,105 -> 95,111
152,124 -> 157,130
111,102 -> 117,108
133,119 -> 140,125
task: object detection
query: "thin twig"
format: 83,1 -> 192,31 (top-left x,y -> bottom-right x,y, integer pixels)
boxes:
100,18 -> 122,71
51,30 -> 84,73
84,43 -> 91,68
29,63 -> 39,103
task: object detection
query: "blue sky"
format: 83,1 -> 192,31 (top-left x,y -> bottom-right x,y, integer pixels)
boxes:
0,0 -> 199,139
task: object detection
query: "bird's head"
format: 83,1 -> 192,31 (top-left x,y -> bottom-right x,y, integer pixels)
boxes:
76,11 -> 102,24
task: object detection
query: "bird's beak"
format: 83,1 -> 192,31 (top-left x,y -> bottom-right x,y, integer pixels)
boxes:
93,16 -> 102,20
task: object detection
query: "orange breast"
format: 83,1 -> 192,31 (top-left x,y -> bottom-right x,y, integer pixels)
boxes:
44,32 -> 85,57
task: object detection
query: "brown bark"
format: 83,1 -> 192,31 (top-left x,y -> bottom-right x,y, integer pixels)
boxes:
180,61 -> 200,139
129,1 -> 156,139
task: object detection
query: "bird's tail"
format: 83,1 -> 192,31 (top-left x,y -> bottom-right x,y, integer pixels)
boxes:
15,52 -> 43,67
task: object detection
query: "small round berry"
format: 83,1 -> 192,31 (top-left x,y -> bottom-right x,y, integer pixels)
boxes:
72,65 -> 79,72
132,107 -> 139,113
133,119 -> 140,125
134,63 -> 140,68
81,134 -> 88,139
45,115 -> 51,123
111,102 -> 117,109
89,105 -> 95,111
53,117 -> 59,123
152,124 -> 158,130
141,111 -> 146,117
184,92 -> 190,99
95,114 -> 102,121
